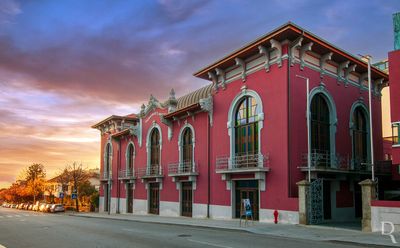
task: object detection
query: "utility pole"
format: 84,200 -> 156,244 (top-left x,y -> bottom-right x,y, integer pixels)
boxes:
296,75 -> 311,182
367,56 -> 375,181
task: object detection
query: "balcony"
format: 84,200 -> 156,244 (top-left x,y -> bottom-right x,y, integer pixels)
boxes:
118,169 -> 136,181
137,165 -> 164,182
216,153 -> 270,181
168,161 -> 198,182
100,171 -> 112,182
299,150 -> 392,175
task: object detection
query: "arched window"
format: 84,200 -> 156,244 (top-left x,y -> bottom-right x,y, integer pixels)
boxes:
127,143 -> 134,172
310,94 -> 330,154
182,128 -> 193,169
150,128 -> 160,172
105,143 -> 111,175
352,107 -> 368,167
234,96 -> 260,155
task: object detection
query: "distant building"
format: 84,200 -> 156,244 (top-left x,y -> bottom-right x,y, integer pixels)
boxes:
93,22 -> 390,224
389,13 -> 400,181
44,168 -> 100,203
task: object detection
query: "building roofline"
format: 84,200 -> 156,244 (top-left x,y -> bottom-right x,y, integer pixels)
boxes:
91,115 -> 138,129
193,22 -> 388,80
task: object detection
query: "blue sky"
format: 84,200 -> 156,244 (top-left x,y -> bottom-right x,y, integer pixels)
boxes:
0,0 -> 399,187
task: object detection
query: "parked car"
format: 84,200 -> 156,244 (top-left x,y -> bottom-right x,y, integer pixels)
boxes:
38,203 -> 47,212
28,204 -> 33,210
50,204 -> 65,213
44,204 -> 52,212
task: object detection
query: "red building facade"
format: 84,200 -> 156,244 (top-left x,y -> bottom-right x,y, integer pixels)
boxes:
93,23 -> 389,224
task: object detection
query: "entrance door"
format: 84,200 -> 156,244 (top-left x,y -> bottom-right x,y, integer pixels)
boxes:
354,182 -> 362,218
235,180 -> 259,220
104,184 -> 109,212
181,182 -> 193,217
149,183 -> 160,215
127,183 -> 133,213
323,180 -> 332,220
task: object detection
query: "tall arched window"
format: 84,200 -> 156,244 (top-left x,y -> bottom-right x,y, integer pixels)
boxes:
105,143 -> 111,175
150,129 -> 160,172
352,107 -> 368,167
127,143 -> 134,173
182,128 -> 193,171
234,96 -> 260,155
310,94 -> 330,154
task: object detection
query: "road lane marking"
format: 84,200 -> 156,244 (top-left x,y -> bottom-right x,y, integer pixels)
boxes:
0,244 -> 7,248
23,214 -> 29,216
187,239 -> 234,248
14,215 -> 21,217
6,215 -> 12,218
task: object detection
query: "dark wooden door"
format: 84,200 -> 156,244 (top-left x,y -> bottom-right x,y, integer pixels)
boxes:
104,184 -> 109,212
235,181 -> 259,220
149,183 -> 159,215
127,183 -> 133,213
181,182 -> 192,217
323,180 -> 331,220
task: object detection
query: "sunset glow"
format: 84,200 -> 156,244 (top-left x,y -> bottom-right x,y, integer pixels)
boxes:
0,0 -> 399,188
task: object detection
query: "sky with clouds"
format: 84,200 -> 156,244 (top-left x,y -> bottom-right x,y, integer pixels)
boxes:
0,0 -> 399,188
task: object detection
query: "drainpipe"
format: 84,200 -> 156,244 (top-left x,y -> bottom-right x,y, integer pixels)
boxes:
207,114 -> 211,218
117,139 -> 121,214
287,54 -> 292,196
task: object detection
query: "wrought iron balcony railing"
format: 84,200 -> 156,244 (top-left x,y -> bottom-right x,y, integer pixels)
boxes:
168,161 -> 198,176
118,169 -> 136,180
137,165 -> 163,178
100,171 -> 112,181
300,150 -> 392,175
301,150 -> 350,170
216,153 -> 269,172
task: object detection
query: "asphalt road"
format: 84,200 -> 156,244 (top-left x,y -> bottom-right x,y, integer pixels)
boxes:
0,207 -> 379,248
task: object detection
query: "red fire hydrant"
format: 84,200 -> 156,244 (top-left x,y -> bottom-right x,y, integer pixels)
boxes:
273,210 -> 279,224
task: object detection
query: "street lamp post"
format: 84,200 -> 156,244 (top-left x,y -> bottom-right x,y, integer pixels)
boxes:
367,56 -> 375,181
296,75 -> 311,182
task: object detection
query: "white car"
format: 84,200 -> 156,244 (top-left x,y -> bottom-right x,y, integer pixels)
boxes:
50,204 -> 65,213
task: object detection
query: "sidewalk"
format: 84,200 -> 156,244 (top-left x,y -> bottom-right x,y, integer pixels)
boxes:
71,212 -> 400,247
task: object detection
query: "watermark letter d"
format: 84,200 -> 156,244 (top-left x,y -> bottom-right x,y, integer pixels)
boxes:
382,221 -> 397,244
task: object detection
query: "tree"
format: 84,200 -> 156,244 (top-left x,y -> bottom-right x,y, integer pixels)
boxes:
24,164 -> 46,203
78,180 -> 96,208
68,162 -> 88,212
56,168 -> 71,204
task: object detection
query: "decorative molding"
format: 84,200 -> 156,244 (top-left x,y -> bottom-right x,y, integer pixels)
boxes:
208,71 -> 218,91
319,52 -> 333,78
227,90 -> 264,164
349,101 -> 371,169
337,60 -> 350,84
160,115 -> 173,141
299,42 -> 313,70
309,86 -> 338,166
215,68 -> 226,90
139,95 -> 163,118
289,36 -> 303,66
344,64 -> 357,87
235,58 -> 246,82
178,123 -> 196,166
359,72 -> 368,93
270,39 -> 282,67
375,78 -> 385,94
199,96 -> 213,126
167,88 -> 177,113
258,45 -> 270,72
